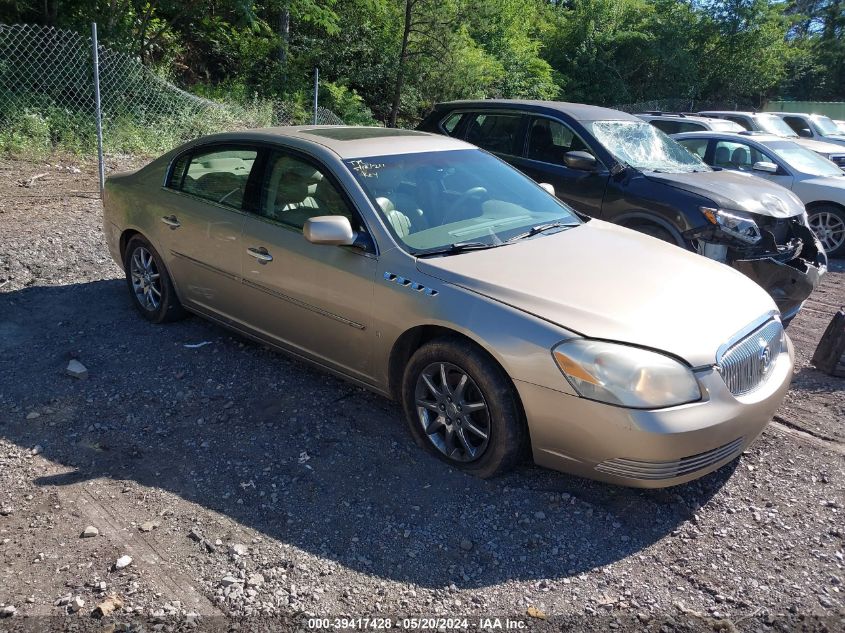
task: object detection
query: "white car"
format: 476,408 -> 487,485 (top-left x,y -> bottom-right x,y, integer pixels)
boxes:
698,111 -> 845,169
768,112 -> 845,147
674,131 -> 845,257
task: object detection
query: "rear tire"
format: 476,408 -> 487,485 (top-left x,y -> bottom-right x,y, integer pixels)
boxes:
401,336 -> 526,478
807,204 -> 845,257
123,235 -> 186,323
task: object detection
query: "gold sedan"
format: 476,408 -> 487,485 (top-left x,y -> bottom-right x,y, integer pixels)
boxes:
103,127 -> 793,487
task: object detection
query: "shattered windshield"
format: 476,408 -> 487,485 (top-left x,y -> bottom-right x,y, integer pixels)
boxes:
588,120 -> 710,173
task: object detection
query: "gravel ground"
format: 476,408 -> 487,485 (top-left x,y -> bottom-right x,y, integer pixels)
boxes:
0,157 -> 843,632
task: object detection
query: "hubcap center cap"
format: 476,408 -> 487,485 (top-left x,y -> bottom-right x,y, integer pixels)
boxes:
446,402 -> 459,419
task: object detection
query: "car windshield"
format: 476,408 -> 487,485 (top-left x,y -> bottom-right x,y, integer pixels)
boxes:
757,114 -> 798,137
345,149 -> 581,253
812,115 -> 843,136
766,141 -> 844,178
588,120 -> 710,173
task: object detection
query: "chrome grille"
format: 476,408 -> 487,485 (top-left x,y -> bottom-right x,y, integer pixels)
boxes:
717,319 -> 783,396
595,437 -> 744,481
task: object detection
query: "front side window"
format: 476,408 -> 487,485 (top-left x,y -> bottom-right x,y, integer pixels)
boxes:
345,149 -> 581,252
712,140 -> 772,171
588,120 -> 709,173
260,152 -> 355,230
172,147 -> 258,210
441,113 -> 463,135
526,117 -> 591,164
783,116 -> 811,136
465,113 -> 523,155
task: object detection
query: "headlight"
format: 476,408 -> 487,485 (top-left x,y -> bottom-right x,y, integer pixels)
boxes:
700,207 -> 762,244
552,340 -> 701,409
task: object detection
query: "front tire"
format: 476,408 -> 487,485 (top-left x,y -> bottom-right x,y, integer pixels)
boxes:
807,205 -> 845,257
401,337 -> 526,478
123,235 -> 185,323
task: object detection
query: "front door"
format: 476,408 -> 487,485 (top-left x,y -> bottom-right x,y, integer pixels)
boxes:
710,139 -> 795,189
239,150 -> 378,381
509,116 -> 609,217
156,145 -> 258,321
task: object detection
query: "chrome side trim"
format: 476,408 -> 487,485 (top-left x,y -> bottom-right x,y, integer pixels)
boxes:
383,272 -> 438,296
241,279 -> 365,330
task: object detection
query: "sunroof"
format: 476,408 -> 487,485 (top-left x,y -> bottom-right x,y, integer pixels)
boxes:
301,127 -> 429,141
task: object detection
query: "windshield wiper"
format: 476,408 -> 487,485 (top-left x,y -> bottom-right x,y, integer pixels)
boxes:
505,222 -> 576,243
415,241 -> 503,257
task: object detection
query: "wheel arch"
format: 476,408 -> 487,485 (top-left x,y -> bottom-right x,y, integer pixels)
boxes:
119,228 -> 143,260
614,211 -> 687,247
805,199 -> 845,213
387,324 -> 530,446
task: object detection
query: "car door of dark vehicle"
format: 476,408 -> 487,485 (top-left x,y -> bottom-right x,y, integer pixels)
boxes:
509,116 -> 609,216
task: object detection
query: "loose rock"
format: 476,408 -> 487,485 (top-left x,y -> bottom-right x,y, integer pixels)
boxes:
92,595 -> 124,619
68,596 -> 84,613
66,359 -> 89,380
81,526 -> 99,538
0,605 -> 15,618
114,555 -> 132,569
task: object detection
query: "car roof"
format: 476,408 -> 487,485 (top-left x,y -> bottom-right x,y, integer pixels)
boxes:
767,112 -> 811,117
433,99 -> 639,122
191,126 -> 473,159
637,113 -> 726,123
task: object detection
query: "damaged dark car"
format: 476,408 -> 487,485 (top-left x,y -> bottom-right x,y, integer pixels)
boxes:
418,100 -> 827,323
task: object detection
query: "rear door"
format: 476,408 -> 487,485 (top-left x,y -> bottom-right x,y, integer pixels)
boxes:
710,139 -> 794,189
462,111 -> 527,163
508,116 -> 609,216
158,145 -> 259,321
238,148 -> 378,380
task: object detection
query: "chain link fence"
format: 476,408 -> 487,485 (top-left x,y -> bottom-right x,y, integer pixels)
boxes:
0,23 -> 343,157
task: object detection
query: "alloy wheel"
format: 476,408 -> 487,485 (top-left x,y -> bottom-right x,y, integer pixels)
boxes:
414,362 -> 491,462
130,246 -> 162,311
808,210 -> 845,254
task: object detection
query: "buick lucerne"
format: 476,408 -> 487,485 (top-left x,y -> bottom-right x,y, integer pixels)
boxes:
103,127 -> 794,487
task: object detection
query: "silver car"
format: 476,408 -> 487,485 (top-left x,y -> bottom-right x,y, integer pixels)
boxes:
103,127 -> 794,488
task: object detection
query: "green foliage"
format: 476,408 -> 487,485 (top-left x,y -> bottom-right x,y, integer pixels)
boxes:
0,0 -> 843,158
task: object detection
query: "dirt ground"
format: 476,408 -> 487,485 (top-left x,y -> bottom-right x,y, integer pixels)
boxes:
0,157 -> 843,632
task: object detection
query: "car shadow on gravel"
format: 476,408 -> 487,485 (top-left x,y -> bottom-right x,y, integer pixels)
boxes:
0,279 -> 733,589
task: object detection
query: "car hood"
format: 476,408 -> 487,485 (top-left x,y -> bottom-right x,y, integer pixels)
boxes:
416,220 -> 777,367
794,138 -> 845,155
644,169 -> 805,218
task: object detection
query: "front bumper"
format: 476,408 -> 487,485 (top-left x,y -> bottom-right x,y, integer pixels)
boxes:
687,221 -> 827,322
517,336 -> 794,488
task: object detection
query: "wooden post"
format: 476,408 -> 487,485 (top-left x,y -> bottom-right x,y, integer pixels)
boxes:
811,308 -> 845,377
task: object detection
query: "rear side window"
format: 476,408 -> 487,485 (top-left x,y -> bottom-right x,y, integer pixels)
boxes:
170,147 -> 258,210
725,115 -> 752,131
465,113 -> 523,155
677,138 -> 708,159
649,119 -> 680,135
441,113 -> 463,136
675,121 -> 706,133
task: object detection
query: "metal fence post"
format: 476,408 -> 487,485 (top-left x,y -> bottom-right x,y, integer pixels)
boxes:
91,22 -> 105,198
313,67 -> 319,125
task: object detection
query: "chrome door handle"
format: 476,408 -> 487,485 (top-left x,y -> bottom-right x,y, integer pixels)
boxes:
161,215 -> 181,228
247,246 -> 273,263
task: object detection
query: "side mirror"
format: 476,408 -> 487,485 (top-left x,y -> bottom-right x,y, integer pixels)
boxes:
303,215 -> 355,246
563,151 -> 598,171
797,128 -> 812,138
752,161 -> 779,174
539,182 -> 555,196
